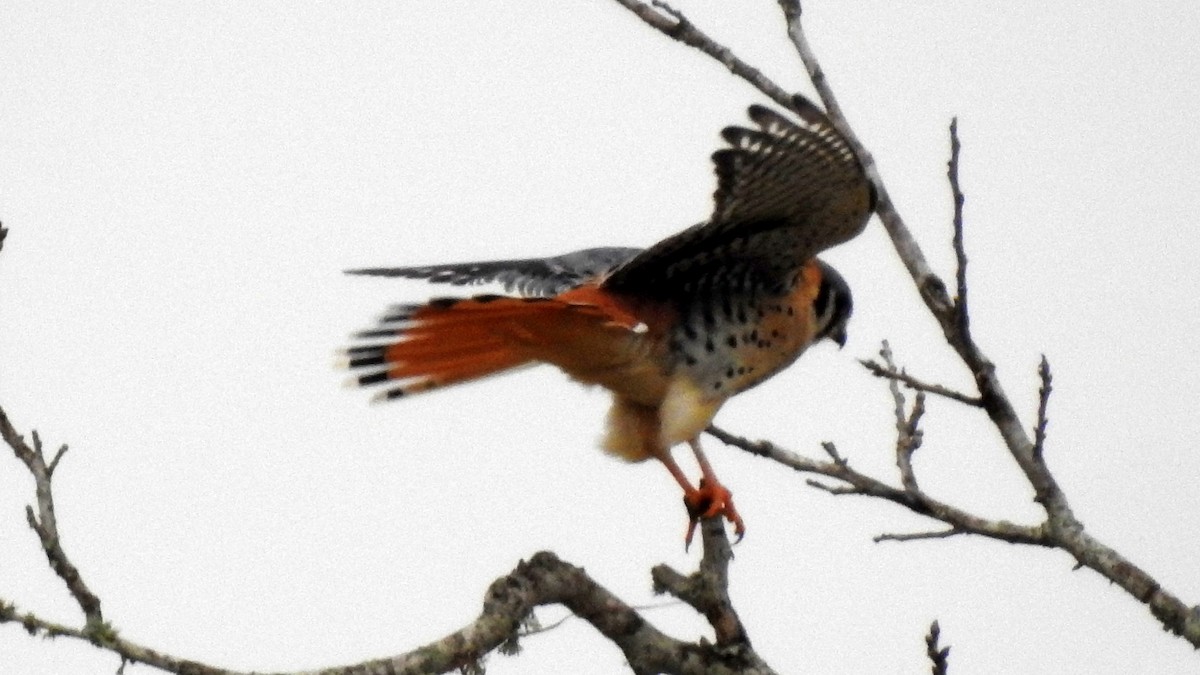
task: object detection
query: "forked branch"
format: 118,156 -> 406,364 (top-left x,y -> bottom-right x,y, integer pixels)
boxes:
0,407 -> 773,675
616,0 -> 1200,647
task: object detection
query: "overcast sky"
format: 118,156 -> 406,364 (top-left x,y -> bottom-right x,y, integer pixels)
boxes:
3,2 -> 1199,674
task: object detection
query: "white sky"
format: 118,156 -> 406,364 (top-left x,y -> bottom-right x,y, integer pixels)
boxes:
2,2 -> 1199,674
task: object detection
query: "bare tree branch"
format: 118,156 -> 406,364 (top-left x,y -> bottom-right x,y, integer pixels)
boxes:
614,0 -> 1200,647
610,0 -> 792,110
7,2 -> 1199,671
874,528 -> 963,544
948,118 -> 969,332
2,406 -> 780,674
776,1 -> 951,309
706,426 -> 1048,547
925,621 -> 950,675
896,390 -> 926,489
652,517 -> 752,649
1033,355 -> 1052,460
819,441 -> 846,465
877,341 -> 927,495
859,358 -> 983,407
0,409 -> 103,624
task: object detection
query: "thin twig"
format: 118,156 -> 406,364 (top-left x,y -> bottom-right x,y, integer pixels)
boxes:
948,118 -> 969,334
879,341 -> 908,431
1033,355 -> 1052,460
611,0 -> 792,110
776,1 -> 952,314
707,425 -> 1049,546
875,528 -> 962,544
514,601 -> 686,642
0,410 -> 103,622
47,443 -> 69,476
518,611 -> 569,638
859,359 -> 983,407
896,391 -> 926,494
876,342 -> 926,493
805,478 -> 854,495
820,441 -> 847,466
925,621 -> 950,675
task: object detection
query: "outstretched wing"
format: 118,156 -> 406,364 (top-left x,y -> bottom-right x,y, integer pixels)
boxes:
603,95 -> 874,297
346,246 -> 642,297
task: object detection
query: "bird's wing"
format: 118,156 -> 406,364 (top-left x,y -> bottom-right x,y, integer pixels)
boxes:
346,246 -> 643,297
603,95 -> 875,297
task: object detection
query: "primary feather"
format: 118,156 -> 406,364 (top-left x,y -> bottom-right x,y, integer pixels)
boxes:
346,246 -> 642,297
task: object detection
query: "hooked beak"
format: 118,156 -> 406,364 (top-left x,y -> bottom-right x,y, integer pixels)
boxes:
830,325 -> 848,349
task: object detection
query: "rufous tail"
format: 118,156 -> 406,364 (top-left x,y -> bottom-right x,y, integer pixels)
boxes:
343,292 -> 636,401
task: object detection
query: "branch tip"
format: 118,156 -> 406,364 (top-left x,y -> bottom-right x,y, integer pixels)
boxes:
649,0 -> 683,22
875,528 -> 963,544
1033,355 -> 1053,459
860,357 -> 984,407
48,444 -> 69,476
820,441 -> 846,466
613,0 -> 793,109
948,116 -> 969,335
926,620 -> 950,675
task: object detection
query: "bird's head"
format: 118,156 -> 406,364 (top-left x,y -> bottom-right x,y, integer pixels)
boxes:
812,260 -> 852,349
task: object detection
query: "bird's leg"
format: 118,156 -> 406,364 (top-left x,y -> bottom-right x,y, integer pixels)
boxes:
656,441 -> 745,549
655,450 -> 708,549
657,449 -> 699,494
684,439 -> 745,547
689,437 -> 721,485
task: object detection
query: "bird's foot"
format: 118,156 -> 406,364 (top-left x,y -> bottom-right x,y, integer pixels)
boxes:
683,478 -> 745,550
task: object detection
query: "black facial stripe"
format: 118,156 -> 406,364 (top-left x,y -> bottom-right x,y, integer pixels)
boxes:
813,277 -> 832,319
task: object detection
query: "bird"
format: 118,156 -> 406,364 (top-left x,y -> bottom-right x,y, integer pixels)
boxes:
342,94 -> 874,547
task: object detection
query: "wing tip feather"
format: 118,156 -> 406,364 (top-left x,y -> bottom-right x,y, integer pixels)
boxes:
370,388 -> 405,404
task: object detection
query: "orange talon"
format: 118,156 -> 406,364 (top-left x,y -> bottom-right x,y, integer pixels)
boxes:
682,478 -> 746,550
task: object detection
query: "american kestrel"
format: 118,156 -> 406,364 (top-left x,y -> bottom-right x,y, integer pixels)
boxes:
344,95 -> 873,545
